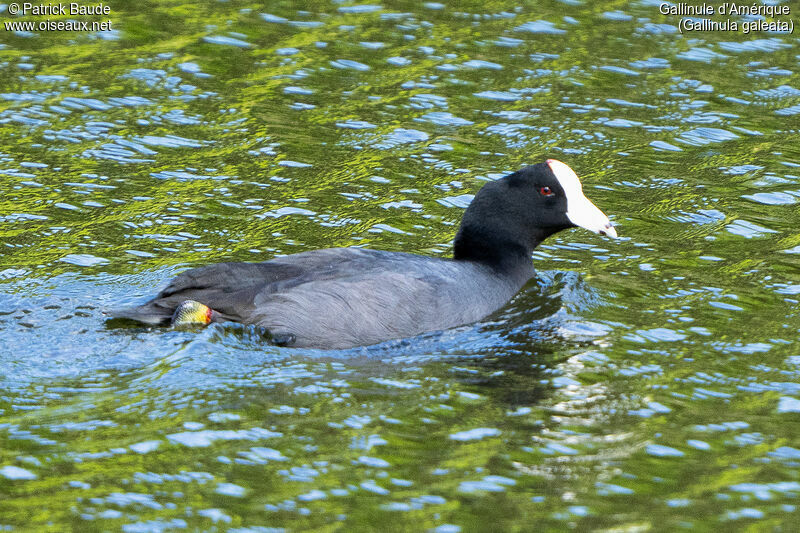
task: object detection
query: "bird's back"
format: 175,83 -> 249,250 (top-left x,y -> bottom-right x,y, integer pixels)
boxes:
111,247 -> 531,348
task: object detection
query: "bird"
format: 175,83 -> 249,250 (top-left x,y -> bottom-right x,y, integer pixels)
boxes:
109,159 -> 616,349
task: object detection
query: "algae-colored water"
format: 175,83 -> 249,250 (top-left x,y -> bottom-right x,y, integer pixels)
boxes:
1,1 -> 800,531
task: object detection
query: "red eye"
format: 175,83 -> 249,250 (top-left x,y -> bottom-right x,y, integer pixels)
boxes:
539,186 -> 554,196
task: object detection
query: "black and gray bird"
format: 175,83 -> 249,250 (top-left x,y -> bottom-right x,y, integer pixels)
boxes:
109,159 -> 617,349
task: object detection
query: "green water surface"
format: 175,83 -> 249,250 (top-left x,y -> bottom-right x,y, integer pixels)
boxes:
1,1 -> 800,531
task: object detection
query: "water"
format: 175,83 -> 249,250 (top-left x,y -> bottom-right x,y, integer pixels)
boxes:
1,0 -> 800,530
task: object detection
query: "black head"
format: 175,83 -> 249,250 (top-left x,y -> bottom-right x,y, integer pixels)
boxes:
453,160 -> 616,270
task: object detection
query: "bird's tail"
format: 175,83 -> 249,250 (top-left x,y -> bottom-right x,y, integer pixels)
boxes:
105,302 -> 173,326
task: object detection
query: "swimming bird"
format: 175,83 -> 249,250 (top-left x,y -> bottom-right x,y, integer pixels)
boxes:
110,159 -> 616,349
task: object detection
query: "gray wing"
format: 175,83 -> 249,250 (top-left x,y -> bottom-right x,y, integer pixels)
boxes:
248,260 -> 513,349
109,248 -> 415,325
249,270 -> 455,349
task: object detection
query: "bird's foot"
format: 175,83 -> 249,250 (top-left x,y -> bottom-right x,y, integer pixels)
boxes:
171,300 -> 214,327
270,332 -> 297,347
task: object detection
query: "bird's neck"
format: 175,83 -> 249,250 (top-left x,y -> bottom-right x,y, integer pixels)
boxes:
452,224 -> 539,281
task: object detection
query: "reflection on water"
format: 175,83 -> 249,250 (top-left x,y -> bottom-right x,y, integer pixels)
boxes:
2,0 -> 800,530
